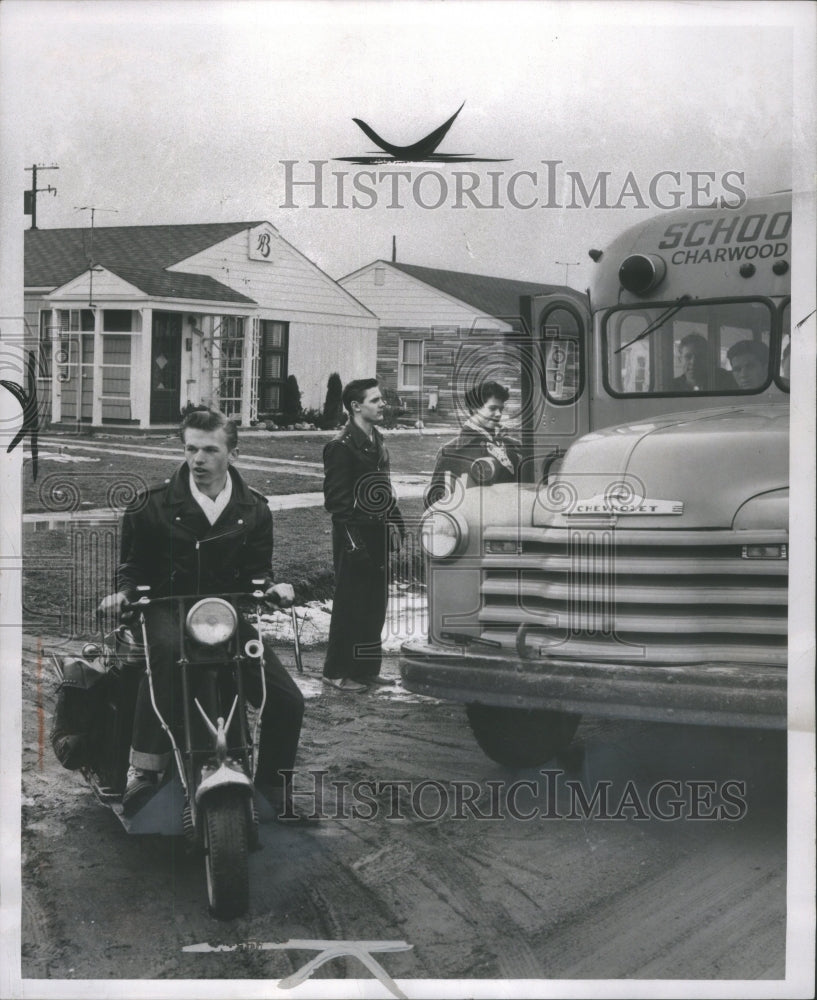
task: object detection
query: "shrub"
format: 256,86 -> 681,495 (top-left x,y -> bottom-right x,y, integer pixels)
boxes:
322,372 -> 344,429
381,387 -> 410,429
281,375 -> 303,423
180,400 -> 212,419
300,407 -> 323,427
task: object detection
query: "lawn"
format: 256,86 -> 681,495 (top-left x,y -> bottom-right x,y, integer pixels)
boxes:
24,455 -> 319,514
231,429 -> 447,475
22,495 -> 427,639
21,431 -> 440,635
27,428 -> 447,513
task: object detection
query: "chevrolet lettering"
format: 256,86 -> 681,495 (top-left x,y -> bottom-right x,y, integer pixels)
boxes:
566,497 -> 685,516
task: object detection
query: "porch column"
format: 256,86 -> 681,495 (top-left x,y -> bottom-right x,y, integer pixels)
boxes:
133,307 -> 152,426
202,314 -> 218,408
91,308 -> 103,426
49,309 -> 62,424
240,314 -> 259,425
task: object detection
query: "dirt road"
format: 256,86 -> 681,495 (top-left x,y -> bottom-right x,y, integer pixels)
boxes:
20,630 -> 786,990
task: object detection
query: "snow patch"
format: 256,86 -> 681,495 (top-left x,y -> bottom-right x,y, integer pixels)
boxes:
35,451 -> 101,464
258,587 -> 428,650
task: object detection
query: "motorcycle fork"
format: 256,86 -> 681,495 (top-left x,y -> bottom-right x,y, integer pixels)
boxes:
181,632 -> 252,831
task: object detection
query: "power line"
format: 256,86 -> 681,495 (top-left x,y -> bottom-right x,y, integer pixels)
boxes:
555,260 -> 581,285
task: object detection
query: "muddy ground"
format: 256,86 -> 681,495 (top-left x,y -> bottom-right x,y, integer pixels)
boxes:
20,628 -> 787,993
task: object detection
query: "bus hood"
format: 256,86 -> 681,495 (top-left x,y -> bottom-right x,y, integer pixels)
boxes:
533,404 -> 789,529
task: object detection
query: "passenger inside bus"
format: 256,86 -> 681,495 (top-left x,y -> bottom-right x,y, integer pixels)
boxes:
670,332 -> 736,392
726,340 -> 769,390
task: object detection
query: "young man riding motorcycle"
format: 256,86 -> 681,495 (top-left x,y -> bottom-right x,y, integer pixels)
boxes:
98,407 -> 304,816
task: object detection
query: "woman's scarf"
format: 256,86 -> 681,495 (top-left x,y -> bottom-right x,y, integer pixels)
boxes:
463,418 -> 516,474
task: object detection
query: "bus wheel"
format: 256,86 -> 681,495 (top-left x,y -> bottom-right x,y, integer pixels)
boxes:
465,704 -> 581,768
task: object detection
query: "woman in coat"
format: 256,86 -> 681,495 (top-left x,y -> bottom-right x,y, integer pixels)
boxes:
426,380 -> 523,507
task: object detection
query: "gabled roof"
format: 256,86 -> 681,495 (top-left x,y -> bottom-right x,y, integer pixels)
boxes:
102,264 -> 256,303
384,261 -> 572,323
25,222 -> 264,303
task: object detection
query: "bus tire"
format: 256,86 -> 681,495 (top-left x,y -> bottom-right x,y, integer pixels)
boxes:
465,704 -> 581,768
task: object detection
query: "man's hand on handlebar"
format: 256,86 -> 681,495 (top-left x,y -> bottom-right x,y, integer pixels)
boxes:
98,591 -> 128,615
264,582 -> 295,608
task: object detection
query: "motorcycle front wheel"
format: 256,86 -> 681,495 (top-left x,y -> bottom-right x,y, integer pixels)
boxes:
202,787 -> 250,919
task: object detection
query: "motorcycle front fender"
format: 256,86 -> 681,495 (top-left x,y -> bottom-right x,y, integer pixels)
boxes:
195,762 -> 253,806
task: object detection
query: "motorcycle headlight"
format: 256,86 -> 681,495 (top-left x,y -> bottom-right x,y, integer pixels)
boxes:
185,598 -> 238,646
420,510 -> 466,559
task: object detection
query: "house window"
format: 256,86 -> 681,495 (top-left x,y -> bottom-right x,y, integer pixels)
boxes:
259,320 -> 289,413
215,316 -> 245,418
102,309 -> 133,332
101,335 -> 132,422
58,309 -> 95,332
399,338 -> 423,390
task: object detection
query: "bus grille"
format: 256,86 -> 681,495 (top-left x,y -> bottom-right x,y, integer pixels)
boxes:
479,526 -> 788,665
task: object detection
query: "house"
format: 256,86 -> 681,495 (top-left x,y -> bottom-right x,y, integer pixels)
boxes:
338,260 -> 585,421
24,222 -> 377,428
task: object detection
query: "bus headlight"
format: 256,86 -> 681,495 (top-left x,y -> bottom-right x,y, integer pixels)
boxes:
185,598 -> 238,645
420,511 -> 467,559
619,253 -> 667,295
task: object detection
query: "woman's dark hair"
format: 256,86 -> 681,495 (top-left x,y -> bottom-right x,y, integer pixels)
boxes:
342,378 -> 379,413
464,380 -> 510,413
179,407 -> 238,450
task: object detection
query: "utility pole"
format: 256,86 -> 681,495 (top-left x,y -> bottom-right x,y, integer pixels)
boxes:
555,260 -> 581,286
391,235 -> 397,262
24,164 -> 59,229
74,206 -> 118,306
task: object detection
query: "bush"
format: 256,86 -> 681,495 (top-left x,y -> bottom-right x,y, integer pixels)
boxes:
322,372 -> 344,429
381,387 -> 410,429
300,408 -> 323,428
180,400 -> 208,419
281,375 -> 303,423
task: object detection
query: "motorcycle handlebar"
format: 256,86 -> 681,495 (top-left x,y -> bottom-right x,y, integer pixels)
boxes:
117,591 -> 291,614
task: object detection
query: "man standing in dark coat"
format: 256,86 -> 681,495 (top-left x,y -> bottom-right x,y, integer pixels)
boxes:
322,379 -> 403,692
98,408 -> 304,814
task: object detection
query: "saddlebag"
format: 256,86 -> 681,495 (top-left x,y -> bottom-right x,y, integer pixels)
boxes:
50,655 -> 109,770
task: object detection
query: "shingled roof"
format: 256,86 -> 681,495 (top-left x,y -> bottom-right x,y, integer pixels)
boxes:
25,222 -> 265,303
386,261 -> 570,324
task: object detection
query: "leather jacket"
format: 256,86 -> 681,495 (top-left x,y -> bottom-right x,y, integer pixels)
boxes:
323,421 -> 401,529
117,463 -> 274,600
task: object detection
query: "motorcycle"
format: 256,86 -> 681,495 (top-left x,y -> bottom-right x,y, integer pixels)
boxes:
50,579 -> 301,920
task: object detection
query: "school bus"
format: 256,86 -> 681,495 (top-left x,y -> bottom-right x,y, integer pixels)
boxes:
400,191 -> 791,766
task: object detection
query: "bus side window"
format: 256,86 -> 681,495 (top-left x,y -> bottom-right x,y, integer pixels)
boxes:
609,312 -> 654,393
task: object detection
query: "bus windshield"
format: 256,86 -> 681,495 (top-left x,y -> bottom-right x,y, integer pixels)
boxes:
603,298 -> 783,396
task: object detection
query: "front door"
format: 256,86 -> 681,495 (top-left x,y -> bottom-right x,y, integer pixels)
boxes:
150,312 -> 182,423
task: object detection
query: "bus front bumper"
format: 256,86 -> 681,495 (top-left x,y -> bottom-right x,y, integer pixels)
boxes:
399,639 -> 787,729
